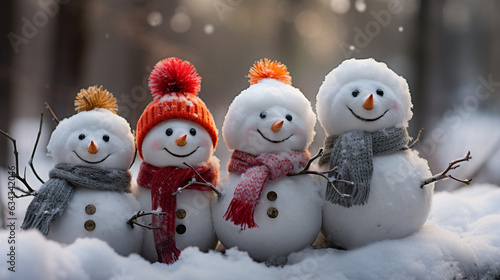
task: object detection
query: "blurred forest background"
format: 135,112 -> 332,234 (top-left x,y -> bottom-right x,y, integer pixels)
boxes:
1,0 -> 500,199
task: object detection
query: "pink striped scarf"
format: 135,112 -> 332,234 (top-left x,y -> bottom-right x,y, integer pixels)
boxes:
224,150 -> 309,229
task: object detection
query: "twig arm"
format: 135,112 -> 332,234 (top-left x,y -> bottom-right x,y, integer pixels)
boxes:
180,162 -> 222,197
421,151 -> 472,188
0,129 -> 37,197
407,128 -> 423,149
28,113 -> 45,184
45,102 -> 59,124
127,211 -> 166,230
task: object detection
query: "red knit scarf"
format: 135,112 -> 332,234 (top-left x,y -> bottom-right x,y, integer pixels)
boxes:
137,160 -> 218,264
224,150 -> 310,230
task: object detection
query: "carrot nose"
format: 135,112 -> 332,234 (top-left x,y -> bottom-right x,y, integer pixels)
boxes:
271,120 -> 284,132
363,94 -> 374,110
88,141 -> 98,154
176,134 -> 187,146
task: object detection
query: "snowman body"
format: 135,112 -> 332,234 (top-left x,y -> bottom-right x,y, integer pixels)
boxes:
48,188 -> 142,255
316,58 -> 435,248
213,173 -> 322,261
137,119 -> 218,262
321,149 -> 433,249
136,187 -> 217,261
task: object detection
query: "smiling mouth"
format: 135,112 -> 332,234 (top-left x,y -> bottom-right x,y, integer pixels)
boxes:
257,129 -> 293,143
164,146 -> 200,158
73,151 -> 111,164
348,107 -> 388,122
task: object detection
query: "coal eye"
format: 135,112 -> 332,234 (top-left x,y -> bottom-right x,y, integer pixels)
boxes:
166,128 -> 173,136
190,128 -> 196,136
376,89 -> 384,96
260,111 -> 267,119
286,114 -> 293,121
78,134 -> 85,140
103,134 -> 110,142
352,90 -> 360,97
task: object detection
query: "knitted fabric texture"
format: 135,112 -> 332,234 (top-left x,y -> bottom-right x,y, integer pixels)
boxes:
224,150 -> 310,230
21,163 -> 132,235
136,58 -> 218,160
318,127 -> 410,207
136,93 -> 218,159
137,160 -> 218,264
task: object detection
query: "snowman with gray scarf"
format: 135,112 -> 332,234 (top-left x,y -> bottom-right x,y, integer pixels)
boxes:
316,58 -> 470,249
21,86 -> 143,256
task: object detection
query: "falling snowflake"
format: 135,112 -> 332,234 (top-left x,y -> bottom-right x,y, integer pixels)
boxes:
204,24 -> 214,34
354,0 -> 366,13
147,11 -> 163,27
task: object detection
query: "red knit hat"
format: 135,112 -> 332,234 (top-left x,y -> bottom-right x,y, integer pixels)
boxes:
136,57 -> 218,160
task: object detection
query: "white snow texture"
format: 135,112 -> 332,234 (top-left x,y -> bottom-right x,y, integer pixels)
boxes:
1,184 -> 499,279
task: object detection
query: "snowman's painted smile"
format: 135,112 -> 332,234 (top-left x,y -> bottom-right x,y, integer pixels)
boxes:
164,147 -> 200,158
73,151 -> 111,164
348,107 -> 388,122
257,129 -> 293,143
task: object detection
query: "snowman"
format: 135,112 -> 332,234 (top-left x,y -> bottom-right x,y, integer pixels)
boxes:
135,57 -> 219,264
21,86 -> 143,256
212,59 -> 322,262
315,58 -> 436,249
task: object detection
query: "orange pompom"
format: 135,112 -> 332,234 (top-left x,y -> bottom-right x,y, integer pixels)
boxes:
74,85 -> 118,113
248,58 -> 292,85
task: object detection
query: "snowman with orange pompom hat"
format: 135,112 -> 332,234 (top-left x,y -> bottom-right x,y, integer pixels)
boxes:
212,59 -> 323,262
134,57 -> 220,264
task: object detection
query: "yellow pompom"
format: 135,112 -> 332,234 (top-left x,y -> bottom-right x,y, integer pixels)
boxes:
74,86 -> 118,113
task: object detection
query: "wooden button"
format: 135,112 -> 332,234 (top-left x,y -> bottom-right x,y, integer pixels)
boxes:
267,191 -> 277,201
85,204 -> 96,215
176,224 -> 186,234
84,220 -> 96,231
267,207 -> 278,219
176,209 -> 186,219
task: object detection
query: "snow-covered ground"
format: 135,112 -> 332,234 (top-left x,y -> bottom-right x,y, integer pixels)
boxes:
0,183 -> 499,280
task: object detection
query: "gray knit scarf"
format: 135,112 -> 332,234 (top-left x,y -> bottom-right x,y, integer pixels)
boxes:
21,163 -> 132,235
318,127 -> 410,207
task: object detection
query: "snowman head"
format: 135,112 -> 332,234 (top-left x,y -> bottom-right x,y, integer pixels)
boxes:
222,59 -> 316,155
141,119 -> 213,168
316,58 -> 413,136
136,57 -> 218,168
47,86 -> 135,170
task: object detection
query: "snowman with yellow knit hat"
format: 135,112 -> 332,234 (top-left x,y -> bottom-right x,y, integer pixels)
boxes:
22,86 -> 143,256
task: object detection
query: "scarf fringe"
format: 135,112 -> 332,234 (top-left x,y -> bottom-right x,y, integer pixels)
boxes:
325,182 -> 369,208
21,211 -> 52,236
156,241 -> 181,264
223,199 -> 258,230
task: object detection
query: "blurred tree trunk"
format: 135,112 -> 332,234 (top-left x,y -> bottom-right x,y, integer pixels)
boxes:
0,0 -> 14,230
1,0 -> 14,169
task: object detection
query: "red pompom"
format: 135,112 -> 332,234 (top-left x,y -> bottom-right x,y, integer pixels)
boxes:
149,57 -> 201,99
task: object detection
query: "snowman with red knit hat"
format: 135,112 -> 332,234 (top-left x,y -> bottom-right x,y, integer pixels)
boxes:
212,59 -> 322,262
135,57 -> 219,264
